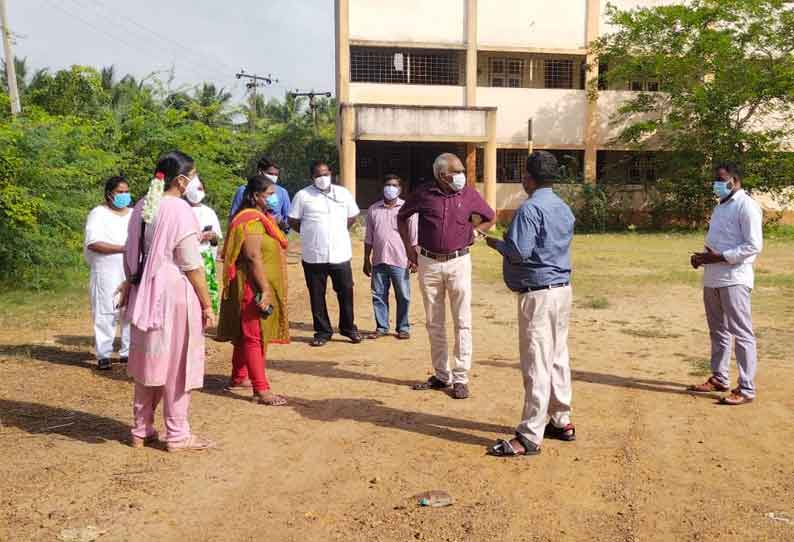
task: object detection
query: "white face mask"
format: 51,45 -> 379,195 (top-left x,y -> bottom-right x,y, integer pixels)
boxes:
264,173 -> 278,184
184,175 -> 204,204
450,173 -> 466,192
313,175 -> 332,191
383,185 -> 401,201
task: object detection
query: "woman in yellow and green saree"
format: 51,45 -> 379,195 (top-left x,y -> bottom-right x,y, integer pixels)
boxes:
216,175 -> 289,406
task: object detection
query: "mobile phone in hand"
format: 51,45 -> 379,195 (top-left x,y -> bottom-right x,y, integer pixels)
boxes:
254,292 -> 274,319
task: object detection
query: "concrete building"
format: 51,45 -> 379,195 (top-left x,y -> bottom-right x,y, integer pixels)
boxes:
333,0 -> 681,218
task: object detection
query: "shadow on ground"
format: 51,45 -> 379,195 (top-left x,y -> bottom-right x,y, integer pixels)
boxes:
0,399 -> 128,444
288,396 -> 512,447
479,359 -> 695,396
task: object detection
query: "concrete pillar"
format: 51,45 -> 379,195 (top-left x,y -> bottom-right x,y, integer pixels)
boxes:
340,104 -> 356,199
465,144 -> 477,187
465,0 -> 477,107
484,110 -> 497,211
584,0 -> 601,184
335,0 -> 350,104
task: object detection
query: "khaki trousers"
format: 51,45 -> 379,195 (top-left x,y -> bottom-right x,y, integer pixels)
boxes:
515,285 -> 573,446
417,253 -> 472,385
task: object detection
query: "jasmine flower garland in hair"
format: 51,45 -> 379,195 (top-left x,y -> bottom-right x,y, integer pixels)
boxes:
142,172 -> 165,224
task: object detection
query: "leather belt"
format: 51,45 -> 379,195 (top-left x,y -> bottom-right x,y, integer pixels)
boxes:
419,247 -> 470,262
518,282 -> 570,294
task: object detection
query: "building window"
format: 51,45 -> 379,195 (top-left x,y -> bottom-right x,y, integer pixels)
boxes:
489,57 -> 523,88
628,153 -> 657,183
358,155 -> 376,178
597,151 -> 659,183
350,47 -> 461,85
497,150 -> 526,183
630,79 -> 660,92
544,59 -> 574,89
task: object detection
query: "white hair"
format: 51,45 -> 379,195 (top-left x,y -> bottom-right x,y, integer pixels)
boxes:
432,153 -> 461,180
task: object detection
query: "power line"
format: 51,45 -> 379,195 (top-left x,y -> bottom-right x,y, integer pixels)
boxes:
63,0 -> 232,83
39,0 -> 231,85
79,0 -> 238,77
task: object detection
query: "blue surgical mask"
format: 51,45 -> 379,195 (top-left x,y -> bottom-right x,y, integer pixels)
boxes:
713,180 -> 733,199
265,194 -> 280,210
113,193 -> 131,208
383,185 -> 400,201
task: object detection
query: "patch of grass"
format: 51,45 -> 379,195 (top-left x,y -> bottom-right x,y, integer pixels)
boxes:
621,328 -> 682,339
684,356 -> 711,377
581,296 -> 610,310
0,267 -> 89,327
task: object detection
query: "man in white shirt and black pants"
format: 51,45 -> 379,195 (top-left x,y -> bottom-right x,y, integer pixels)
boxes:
689,162 -> 763,405
288,161 -> 363,347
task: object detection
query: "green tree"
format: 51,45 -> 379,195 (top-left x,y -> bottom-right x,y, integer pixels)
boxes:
27,65 -> 110,117
592,0 -> 794,224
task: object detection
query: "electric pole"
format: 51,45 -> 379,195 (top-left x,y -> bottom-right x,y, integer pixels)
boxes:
235,69 -> 277,132
0,0 -> 21,116
289,89 -> 332,135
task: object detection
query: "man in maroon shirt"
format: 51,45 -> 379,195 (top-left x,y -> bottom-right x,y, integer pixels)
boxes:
398,152 -> 495,399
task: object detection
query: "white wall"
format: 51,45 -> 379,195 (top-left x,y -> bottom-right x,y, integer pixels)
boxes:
349,0 -> 465,44
477,87 -> 587,146
349,83 -> 466,107
477,0 -> 587,50
356,105 -> 488,140
601,1 -> 685,36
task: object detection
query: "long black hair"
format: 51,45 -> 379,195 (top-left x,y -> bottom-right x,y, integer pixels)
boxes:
154,150 -> 195,189
242,175 -> 275,210
103,175 -> 128,203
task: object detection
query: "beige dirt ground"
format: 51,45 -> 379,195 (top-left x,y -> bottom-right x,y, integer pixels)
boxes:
1,235 -> 793,542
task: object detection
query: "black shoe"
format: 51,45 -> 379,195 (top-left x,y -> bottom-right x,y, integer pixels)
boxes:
451,383 -> 470,399
97,358 -> 112,371
310,336 -> 330,347
544,422 -> 576,441
412,375 -> 451,391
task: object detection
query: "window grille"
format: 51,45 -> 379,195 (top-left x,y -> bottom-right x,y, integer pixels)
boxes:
628,154 -> 657,183
489,57 -> 523,88
358,155 -> 376,177
351,47 -> 461,85
544,59 -> 574,89
497,150 -> 526,183
630,79 -> 660,92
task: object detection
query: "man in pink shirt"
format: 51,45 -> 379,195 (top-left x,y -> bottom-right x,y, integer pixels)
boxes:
363,174 -> 419,340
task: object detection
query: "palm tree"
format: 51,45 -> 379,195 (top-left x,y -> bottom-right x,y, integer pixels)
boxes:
1,56 -> 29,94
195,83 -> 232,108
100,65 -> 116,92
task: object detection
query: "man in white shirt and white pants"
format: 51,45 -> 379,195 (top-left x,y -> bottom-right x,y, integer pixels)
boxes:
288,160 -> 362,347
689,162 -> 763,405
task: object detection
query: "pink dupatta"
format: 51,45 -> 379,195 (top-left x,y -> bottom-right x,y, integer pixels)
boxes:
124,197 -> 201,331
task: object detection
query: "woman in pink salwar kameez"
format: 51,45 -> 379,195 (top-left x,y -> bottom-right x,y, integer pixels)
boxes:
119,151 -> 216,453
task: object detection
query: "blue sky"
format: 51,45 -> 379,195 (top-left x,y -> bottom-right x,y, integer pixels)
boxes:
8,0 -> 335,103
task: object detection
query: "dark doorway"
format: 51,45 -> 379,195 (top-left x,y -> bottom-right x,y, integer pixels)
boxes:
355,142 -> 465,209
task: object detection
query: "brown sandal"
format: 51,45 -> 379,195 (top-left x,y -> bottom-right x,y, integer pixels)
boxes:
719,392 -> 754,406
688,376 -> 729,393
254,391 -> 288,406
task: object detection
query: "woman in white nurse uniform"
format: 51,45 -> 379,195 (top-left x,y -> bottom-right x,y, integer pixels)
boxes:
84,176 -> 133,370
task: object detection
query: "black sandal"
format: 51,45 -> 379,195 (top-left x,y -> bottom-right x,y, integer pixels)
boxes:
487,433 -> 541,457
412,375 -> 451,391
310,337 -> 329,347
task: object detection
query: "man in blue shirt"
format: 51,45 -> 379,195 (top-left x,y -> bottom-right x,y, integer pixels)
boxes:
484,151 -> 577,457
229,157 -> 291,231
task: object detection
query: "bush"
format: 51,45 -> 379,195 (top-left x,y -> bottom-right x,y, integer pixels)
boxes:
0,65 -> 337,290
